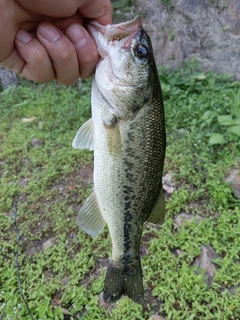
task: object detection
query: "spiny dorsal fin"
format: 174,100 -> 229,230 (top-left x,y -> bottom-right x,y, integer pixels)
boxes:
72,118 -> 94,150
77,190 -> 106,237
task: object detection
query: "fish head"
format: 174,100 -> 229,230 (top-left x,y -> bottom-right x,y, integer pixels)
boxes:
88,16 -> 157,119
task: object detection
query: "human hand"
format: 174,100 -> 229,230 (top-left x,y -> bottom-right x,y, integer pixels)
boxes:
0,0 -> 112,85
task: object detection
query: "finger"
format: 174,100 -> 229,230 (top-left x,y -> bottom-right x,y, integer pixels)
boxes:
1,30 -> 56,82
79,0 -> 112,25
65,24 -> 99,79
37,22 -> 80,85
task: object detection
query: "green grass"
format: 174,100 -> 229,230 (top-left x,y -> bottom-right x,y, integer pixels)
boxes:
112,0 -> 136,23
0,62 -> 240,319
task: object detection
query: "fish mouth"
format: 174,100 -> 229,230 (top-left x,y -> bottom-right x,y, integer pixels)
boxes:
87,16 -> 142,59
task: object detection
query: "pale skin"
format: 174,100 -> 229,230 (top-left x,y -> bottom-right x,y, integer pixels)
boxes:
0,0 -> 112,85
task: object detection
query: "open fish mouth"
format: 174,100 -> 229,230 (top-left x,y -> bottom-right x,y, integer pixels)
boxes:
87,16 -> 142,59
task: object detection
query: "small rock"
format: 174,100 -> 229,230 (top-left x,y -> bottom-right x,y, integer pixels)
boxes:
193,244 -> 220,286
232,176 -> 240,198
61,277 -> 70,285
96,258 -> 109,269
162,173 -> 175,194
44,270 -> 54,282
140,246 -> 149,257
170,248 -> 185,257
225,169 -> 239,183
95,258 -> 109,276
42,238 -> 55,251
98,292 -> 112,309
0,66 -> 18,89
62,308 -> 71,315
225,169 -> 240,199
162,173 -> 173,184
24,158 -> 31,165
174,212 -> 203,227
31,138 -> 45,147
18,178 -> 30,186
176,249 -> 184,257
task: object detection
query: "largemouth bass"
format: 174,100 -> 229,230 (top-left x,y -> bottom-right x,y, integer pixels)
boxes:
72,16 -> 166,305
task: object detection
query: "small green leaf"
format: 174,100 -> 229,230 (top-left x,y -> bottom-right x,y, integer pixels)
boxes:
233,117 -> 240,125
228,125 -> 240,137
201,111 -> 217,123
208,133 -> 226,145
161,83 -> 171,92
217,115 -> 234,126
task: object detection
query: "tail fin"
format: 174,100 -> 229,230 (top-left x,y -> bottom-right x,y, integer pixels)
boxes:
103,261 -> 144,305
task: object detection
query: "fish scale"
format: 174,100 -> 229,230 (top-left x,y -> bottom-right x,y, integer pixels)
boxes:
72,16 -> 166,305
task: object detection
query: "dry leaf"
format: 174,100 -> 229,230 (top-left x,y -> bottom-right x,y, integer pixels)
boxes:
22,117 -> 36,123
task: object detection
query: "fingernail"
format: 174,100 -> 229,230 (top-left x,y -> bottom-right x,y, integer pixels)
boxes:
16,30 -> 32,44
67,25 -> 88,47
38,23 -> 61,42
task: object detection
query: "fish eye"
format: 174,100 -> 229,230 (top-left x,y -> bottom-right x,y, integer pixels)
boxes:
134,43 -> 148,59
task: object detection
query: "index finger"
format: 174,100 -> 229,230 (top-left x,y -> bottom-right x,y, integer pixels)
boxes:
79,0 -> 112,25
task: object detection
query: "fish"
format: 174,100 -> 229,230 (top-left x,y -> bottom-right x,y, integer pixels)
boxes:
72,16 -> 166,305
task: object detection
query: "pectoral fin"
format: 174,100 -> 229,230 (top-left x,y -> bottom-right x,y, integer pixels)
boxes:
72,118 -> 94,150
148,188 -> 165,225
77,190 -> 106,237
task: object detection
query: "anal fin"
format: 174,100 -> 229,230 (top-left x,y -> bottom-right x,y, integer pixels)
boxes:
77,190 -> 106,237
148,187 -> 165,225
72,118 -> 94,150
